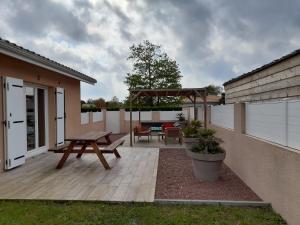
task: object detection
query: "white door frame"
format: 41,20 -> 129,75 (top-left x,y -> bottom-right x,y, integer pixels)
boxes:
24,83 -> 49,158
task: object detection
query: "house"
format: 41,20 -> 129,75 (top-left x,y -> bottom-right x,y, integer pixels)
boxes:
0,38 -> 97,172
223,48 -> 300,103
209,49 -> 300,225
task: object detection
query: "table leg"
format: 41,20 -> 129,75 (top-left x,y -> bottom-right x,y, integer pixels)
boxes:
91,141 -> 111,169
76,143 -> 87,158
105,135 -> 112,145
56,141 -> 75,169
113,148 -> 121,158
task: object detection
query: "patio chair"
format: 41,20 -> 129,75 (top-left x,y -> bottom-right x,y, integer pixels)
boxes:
134,124 -> 151,142
164,127 -> 183,145
161,122 -> 174,132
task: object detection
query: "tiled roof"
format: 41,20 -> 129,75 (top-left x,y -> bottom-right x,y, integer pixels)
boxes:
0,37 -> 97,84
223,48 -> 300,86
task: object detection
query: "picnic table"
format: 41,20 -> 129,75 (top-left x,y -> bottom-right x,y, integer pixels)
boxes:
50,131 -> 123,170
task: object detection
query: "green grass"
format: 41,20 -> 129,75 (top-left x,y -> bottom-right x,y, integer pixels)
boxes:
0,200 -> 286,225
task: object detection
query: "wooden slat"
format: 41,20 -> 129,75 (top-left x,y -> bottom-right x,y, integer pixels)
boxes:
103,139 -> 124,151
65,131 -> 111,142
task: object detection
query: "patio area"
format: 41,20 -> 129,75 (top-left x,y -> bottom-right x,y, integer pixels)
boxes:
0,134 -> 263,204
0,147 -> 159,202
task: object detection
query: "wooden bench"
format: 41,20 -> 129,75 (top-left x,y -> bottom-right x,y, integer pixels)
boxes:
100,139 -> 124,157
48,143 -> 70,152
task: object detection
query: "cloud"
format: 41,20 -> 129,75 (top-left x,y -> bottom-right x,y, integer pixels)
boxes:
1,0 -> 300,100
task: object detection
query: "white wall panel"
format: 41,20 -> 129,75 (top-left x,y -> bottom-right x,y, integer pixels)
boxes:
246,101 -> 286,146
287,100 -> 300,150
211,104 -> 234,129
81,112 -> 89,125
198,106 -> 204,121
106,111 -> 120,133
92,112 -> 103,122
159,111 -> 182,121
182,109 -> 189,120
189,107 -> 194,121
125,111 -> 152,121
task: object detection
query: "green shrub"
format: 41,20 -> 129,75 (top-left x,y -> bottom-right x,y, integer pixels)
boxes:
182,120 -> 202,138
192,128 -> 224,154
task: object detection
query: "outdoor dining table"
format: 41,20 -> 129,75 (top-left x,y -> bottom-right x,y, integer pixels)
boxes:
56,131 -> 114,170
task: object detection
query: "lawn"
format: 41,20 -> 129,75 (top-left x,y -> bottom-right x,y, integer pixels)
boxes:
0,200 -> 285,225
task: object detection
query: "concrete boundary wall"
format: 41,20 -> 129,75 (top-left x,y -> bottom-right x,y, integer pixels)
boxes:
83,108 -> 194,134
79,110 -> 105,134
209,103 -> 300,225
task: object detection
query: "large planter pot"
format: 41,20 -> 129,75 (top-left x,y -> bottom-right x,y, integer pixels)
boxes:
183,137 -> 199,151
186,149 -> 226,182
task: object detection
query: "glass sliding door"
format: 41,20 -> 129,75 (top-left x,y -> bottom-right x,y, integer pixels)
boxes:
38,88 -> 46,147
25,86 -> 48,156
26,87 -> 36,151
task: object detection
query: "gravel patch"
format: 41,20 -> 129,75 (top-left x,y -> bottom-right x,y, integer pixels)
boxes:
155,148 -> 261,201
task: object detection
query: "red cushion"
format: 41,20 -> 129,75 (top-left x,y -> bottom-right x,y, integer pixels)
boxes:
162,122 -> 174,131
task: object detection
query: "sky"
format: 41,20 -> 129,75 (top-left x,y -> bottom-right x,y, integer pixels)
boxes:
1,0 -> 300,101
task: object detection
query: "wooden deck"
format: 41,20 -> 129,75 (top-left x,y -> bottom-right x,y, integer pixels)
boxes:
0,147 -> 159,202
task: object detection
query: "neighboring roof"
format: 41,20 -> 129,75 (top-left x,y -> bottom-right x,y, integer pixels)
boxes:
0,37 -> 97,84
183,95 -> 220,104
130,88 -> 206,97
223,48 -> 300,86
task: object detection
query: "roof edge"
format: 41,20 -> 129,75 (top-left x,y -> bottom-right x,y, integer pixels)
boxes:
0,38 -> 97,84
223,48 -> 300,86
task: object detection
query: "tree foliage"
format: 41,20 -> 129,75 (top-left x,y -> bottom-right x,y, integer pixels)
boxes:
125,40 -> 182,107
205,85 -> 223,96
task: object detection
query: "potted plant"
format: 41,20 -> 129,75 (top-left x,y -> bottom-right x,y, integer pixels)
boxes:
175,112 -> 187,128
185,129 -> 226,181
182,120 -> 202,150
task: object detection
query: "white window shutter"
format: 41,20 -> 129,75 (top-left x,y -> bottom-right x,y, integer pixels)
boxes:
56,87 -> 65,146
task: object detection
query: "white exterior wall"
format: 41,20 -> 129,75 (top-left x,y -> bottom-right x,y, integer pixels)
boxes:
106,111 -> 120,133
211,104 -> 234,129
80,112 -> 89,125
124,111 -> 152,121
92,112 -> 103,122
159,111 -> 182,121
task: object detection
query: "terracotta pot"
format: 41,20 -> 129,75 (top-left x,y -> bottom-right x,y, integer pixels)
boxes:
186,149 -> 226,181
183,137 -> 199,151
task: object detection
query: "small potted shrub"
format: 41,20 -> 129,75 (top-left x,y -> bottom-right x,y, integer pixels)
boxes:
186,128 -> 226,181
175,112 -> 187,128
182,120 -> 202,150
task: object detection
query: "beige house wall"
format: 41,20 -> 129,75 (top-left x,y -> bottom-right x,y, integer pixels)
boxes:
225,54 -> 300,103
0,53 -> 97,172
209,103 -> 300,225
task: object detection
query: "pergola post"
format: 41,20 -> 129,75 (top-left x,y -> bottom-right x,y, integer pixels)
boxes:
129,92 -> 133,147
138,96 -> 141,125
204,88 -> 207,129
193,94 -> 197,120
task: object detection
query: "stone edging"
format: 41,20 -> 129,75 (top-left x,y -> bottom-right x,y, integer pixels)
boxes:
155,199 -> 270,207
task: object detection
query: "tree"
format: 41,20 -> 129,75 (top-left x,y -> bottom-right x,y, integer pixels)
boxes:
205,85 -> 223,96
93,98 -> 106,109
106,96 -> 123,109
125,40 -> 182,107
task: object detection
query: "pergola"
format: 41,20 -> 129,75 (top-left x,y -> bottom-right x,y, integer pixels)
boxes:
129,88 -> 208,146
